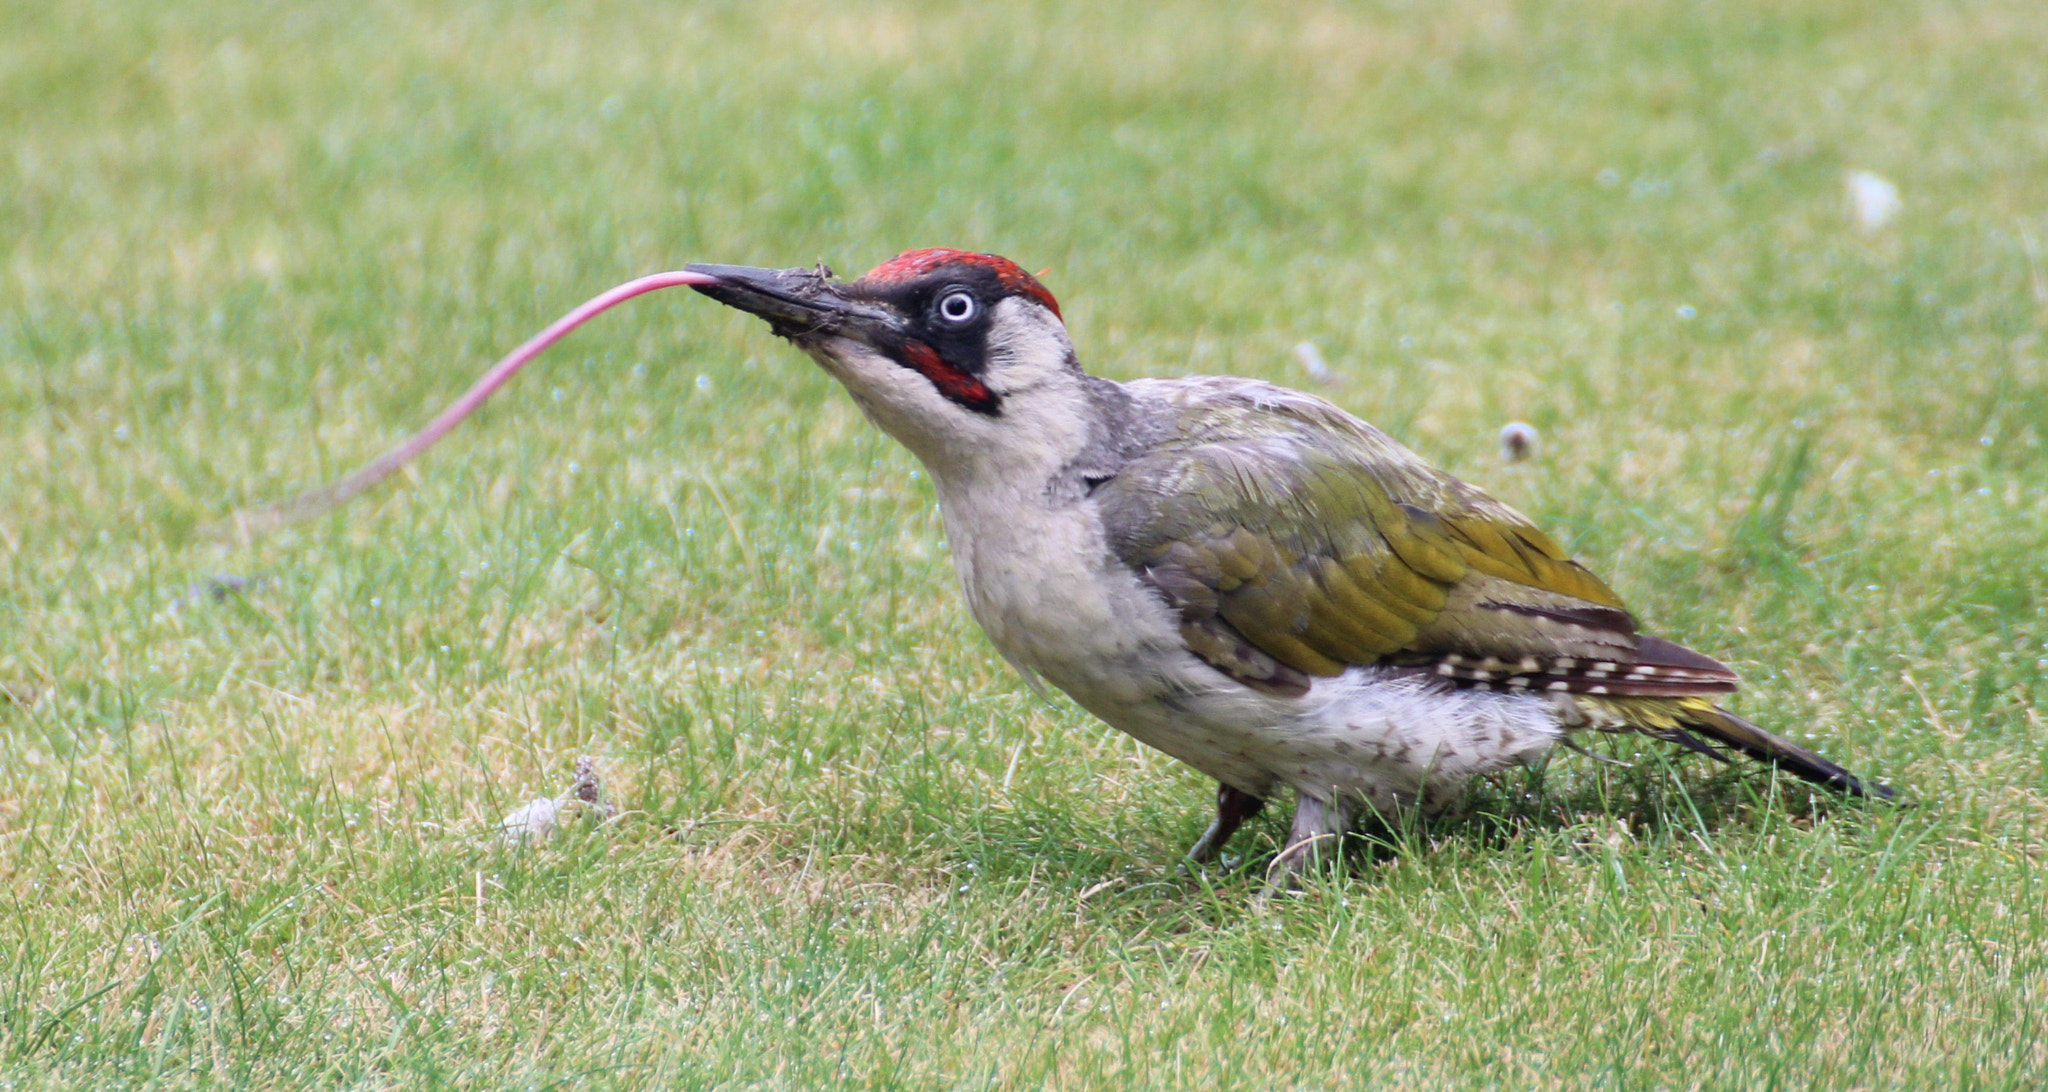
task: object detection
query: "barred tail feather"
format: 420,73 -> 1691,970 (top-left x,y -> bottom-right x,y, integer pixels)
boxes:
1682,706 -> 1894,801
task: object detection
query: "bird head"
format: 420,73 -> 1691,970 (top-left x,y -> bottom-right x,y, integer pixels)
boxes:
689,249 -> 1088,478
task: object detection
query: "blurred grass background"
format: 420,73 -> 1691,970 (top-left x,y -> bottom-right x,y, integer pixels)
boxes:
3,0 -> 2046,1086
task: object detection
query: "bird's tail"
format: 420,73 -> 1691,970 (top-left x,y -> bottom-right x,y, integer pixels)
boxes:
1672,703 -> 1894,800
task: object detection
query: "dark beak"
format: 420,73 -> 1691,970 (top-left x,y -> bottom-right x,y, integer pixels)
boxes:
685,263 -> 899,345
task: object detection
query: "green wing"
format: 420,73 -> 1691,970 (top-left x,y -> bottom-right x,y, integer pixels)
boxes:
1099,380 -> 1640,695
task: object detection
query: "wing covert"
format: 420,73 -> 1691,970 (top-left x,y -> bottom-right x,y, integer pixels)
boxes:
1099,379 -> 1653,691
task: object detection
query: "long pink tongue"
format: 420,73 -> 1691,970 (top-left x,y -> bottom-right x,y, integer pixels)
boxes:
241,269 -> 720,531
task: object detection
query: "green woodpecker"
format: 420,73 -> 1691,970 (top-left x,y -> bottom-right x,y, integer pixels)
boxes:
689,249 -> 1890,876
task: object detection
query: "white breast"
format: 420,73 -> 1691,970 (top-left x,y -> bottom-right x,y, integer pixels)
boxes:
935,478 -> 1180,700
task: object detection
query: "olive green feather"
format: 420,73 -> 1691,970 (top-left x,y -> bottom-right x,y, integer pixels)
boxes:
1099,381 -> 1628,678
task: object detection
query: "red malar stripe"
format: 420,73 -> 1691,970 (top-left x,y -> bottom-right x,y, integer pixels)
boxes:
900,340 -> 997,413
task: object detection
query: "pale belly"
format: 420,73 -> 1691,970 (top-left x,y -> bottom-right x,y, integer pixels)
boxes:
1040,654 -> 1567,811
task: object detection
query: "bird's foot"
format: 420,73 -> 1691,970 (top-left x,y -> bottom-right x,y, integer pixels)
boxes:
1183,782 -> 1267,867
1262,792 -> 1356,894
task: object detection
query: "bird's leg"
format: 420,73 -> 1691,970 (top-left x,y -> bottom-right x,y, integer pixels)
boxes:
1268,791 -> 1357,885
1184,783 -> 1266,865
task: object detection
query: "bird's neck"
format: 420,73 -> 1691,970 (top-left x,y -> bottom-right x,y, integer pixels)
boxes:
919,374 -> 1140,504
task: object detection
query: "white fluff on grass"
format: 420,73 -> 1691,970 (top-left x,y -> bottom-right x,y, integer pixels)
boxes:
498,795 -> 565,843
1500,421 -> 1539,463
496,756 -> 616,844
1293,341 -> 1334,384
1846,170 -> 1902,231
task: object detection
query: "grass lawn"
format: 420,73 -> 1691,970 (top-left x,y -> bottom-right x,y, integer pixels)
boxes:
5,0 -> 2047,1086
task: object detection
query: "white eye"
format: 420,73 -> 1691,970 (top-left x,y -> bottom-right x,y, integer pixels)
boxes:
936,291 -> 978,324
